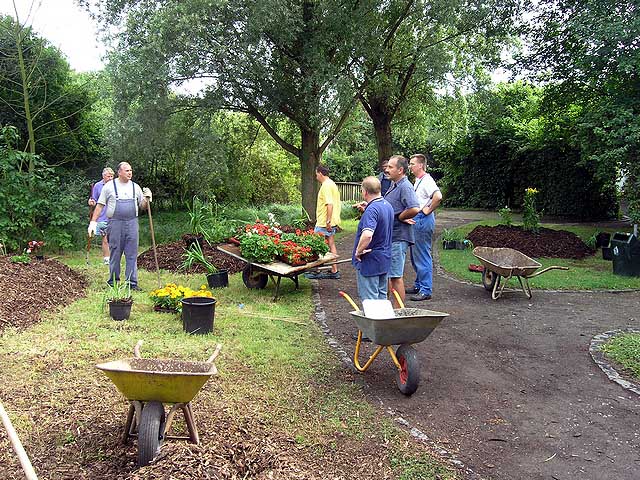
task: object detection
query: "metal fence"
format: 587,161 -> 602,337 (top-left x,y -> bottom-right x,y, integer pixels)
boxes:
336,182 -> 361,202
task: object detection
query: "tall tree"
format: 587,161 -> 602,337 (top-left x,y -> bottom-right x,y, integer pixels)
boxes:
0,11 -> 101,171
521,0 -> 640,224
88,0 -> 372,218
357,0 -> 521,167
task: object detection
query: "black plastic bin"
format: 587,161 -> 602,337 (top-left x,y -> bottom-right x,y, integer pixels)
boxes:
181,297 -> 216,334
610,232 -> 640,277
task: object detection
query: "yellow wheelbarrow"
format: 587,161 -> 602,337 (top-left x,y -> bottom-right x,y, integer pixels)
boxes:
340,290 -> 449,396
96,340 -> 221,466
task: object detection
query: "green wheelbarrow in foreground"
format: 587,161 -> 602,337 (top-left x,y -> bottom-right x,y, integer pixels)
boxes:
473,246 -> 569,300
96,340 -> 221,467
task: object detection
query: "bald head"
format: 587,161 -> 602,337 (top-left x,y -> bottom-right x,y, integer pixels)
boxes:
362,176 -> 381,195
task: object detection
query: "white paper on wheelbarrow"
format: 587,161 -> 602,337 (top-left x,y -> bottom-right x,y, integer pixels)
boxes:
362,299 -> 395,319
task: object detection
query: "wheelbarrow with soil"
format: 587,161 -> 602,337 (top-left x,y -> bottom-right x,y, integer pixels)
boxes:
473,246 -> 568,300
340,291 -> 449,396
96,340 -> 221,467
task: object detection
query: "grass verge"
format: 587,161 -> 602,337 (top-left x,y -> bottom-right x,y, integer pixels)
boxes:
0,248 -> 457,479
599,332 -> 640,380
438,221 -> 640,290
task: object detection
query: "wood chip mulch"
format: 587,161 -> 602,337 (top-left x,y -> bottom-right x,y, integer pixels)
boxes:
137,241 -> 247,275
0,256 -> 87,332
467,224 -> 595,259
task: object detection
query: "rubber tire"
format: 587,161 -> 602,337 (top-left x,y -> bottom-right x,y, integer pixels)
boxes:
242,265 -> 268,289
138,401 -> 165,467
481,269 -> 500,291
395,345 -> 420,396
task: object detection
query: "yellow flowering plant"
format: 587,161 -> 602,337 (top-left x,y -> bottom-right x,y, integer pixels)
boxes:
149,283 -> 213,312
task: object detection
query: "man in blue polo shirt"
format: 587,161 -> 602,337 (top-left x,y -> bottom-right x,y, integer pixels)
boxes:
383,155 -> 420,307
352,176 -> 394,301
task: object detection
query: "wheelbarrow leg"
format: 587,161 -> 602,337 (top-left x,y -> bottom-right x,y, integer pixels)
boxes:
123,403 -> 136,444
182,403 -> 200,444
518,276 -> 532,299
492,274 -> 511,300
272,275 -> 282,302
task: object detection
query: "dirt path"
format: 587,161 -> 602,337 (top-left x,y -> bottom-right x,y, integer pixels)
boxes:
315,210 -> 639,480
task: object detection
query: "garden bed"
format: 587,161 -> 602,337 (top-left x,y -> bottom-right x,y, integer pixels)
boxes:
137,241 -> 246,274
0,256 -> 87,332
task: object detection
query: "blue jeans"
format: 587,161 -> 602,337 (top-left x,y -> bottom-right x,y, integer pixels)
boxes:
410,212 -> 435,295
357,272 -> 388,300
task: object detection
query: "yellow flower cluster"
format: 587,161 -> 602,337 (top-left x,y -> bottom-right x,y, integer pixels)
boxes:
149,283 -> 213,311
525,187 -> 538,194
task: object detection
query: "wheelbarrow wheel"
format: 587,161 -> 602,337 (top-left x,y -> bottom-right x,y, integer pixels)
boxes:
242,265 -> 268,289
395,345 -> 420,396
481,269 -> 500,292
138,401 -> 165,467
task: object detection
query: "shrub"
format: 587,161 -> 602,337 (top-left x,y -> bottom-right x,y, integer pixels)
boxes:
498,206 -> 512,226
522,187 -> 541,232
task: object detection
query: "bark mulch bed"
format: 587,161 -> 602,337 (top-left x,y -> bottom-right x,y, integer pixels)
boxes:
467,225 -> 595,259
0,256 -> 87,332
137,241 -> 246,275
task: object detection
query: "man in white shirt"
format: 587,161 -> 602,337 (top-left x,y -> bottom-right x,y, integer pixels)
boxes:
406,153 -> 442,301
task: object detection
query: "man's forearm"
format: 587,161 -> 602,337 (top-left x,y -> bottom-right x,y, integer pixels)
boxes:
91,204 -> 104,222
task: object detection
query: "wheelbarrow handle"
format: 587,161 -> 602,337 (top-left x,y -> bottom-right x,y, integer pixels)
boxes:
206,344 -> 222,364
134,340 -> 143,358
526,266 -> 569,278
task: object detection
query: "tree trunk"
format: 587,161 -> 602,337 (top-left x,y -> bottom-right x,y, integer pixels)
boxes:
372,113 -> 393,169
300,128 -> 321,223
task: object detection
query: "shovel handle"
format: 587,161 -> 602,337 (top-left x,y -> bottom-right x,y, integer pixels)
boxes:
206,344 -> 222,364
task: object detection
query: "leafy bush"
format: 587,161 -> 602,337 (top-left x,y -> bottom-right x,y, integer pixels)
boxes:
498,206 -> 512,226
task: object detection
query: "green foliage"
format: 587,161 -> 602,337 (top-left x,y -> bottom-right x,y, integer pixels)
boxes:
104,279 -> 132,303
0,126 -> 82,251
187,196 -> 209,236
585,234 -> 597,250
441,228 -> 465,242
522,187 -> 541,232
498,206 -> 513,226
437,83 -> 618,219
239,233 -> 281,264
10,253 -> 30,264
600,333 -> 640,379
181,241 -> 218,274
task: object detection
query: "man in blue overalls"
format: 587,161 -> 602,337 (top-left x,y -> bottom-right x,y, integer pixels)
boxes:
88,162 -> 152,291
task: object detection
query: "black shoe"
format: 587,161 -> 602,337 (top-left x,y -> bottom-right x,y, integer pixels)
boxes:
130,285 -> 143,292
410,292 -> 432,301
405,286 -> 419,294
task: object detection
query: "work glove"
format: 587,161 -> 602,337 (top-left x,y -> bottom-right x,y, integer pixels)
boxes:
88,221 -> 97,237
142,187 -> 152,202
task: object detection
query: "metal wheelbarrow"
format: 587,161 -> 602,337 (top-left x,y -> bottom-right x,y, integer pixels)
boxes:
96,340 -> 221,467
340,291 -> 449,396
473,246 -> 568,300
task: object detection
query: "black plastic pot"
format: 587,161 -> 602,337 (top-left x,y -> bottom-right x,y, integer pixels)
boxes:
596,232 -> 611,249
181,296 -> 216,334
442,240 -> 458,250
206,270 -> 229,289
109,300 -> 133,321
183,234 -> 204,249
602,246 -> 613,261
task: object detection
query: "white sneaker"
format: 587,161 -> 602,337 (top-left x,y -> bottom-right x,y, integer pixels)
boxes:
103,257 -> 110,265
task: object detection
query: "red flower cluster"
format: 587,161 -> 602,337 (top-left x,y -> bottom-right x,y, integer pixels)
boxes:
26,240 -> 45,254
279,240 -> 313,266
244,221 -> 280,238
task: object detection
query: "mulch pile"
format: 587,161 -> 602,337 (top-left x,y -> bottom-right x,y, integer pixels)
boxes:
0,256 -> 87,332
467,225 -> 595,259
137,241 -> 246,275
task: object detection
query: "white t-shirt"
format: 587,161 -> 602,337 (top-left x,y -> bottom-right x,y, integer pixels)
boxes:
414,173 -> 439,210
97,179 -> 144,218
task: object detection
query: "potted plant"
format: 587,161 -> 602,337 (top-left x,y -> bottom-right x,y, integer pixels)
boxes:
441,229 -> 466,250
182,196 -> 209,248
105,279 -> 133,321
181,241 -> 228,288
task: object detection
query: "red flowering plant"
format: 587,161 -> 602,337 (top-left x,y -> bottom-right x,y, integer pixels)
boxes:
27,240 -> 45,254
237,217 -> 329,266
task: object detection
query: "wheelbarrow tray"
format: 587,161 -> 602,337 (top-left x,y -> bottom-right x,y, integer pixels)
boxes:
349,307 -> 449,346
473,246 -> 541,277
96,358 -> 216,404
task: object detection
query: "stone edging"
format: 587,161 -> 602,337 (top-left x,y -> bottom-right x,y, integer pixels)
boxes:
589,329 -> 640,396
310,284 -> 482,479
